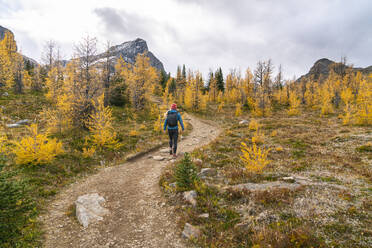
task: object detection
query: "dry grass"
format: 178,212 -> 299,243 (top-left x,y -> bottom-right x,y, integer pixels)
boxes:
161,104 -> 372,248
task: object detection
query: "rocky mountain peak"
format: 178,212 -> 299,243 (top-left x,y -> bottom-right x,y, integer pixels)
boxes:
104,38 -> 164,71
297,58 -> 372,82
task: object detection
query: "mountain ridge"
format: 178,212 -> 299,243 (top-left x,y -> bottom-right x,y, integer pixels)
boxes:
297,58 -> 372,82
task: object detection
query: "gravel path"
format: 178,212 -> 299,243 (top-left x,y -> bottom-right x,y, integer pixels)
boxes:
40,114 -> 220,248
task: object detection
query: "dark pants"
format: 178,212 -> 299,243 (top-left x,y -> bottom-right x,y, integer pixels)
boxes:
168,129 -> 179,154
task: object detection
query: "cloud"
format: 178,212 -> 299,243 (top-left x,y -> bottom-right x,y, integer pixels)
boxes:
1,0 -> 371,78
172,0 -> 372,77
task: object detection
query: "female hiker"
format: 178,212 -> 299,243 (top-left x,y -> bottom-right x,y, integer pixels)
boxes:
163,103 -> 185,158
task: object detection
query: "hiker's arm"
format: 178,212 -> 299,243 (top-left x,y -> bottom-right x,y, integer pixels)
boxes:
178,113 -> 185,131
163,118 -> 167,131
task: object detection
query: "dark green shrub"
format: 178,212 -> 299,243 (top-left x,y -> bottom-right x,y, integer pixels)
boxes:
0,158 -> 36,247
174,153 -> 199,191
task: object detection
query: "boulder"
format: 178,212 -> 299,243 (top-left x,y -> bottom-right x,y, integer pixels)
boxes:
183,190 -> 197,206
3,92 -> 9,97
282,176 -> 296,183
75,193 -> 109,228
182,223 -> 201,239
198,168 -> 217,178
239,120 -> 249,125
6,119 -> 30,128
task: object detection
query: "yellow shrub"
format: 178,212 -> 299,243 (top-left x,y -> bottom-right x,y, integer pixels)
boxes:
270,130 -> 278,137
153,115 -> 162,133
82,146 -> 96,158
240,142 -> 271,174
252,129 -> 265,144
249,119 -> 260,131
129,130 -> 139,137
12,124 -> 64,165
275,146 -> 284,152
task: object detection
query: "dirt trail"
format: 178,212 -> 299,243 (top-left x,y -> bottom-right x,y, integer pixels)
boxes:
41,114 -> 220,248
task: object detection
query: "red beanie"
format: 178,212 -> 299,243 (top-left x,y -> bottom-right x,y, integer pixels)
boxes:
171,103 -> 177,110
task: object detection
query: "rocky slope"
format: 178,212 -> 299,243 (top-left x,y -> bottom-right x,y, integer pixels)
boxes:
0,25 -> 13,40
297,58 -> 372,82
0,25 -> 38,66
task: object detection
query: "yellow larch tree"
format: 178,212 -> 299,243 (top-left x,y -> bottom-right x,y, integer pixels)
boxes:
45,66 -> 64,101
320,83 -> 334,116
0,31 -> 17,89
116,53 -> 158,110
340,87 -> 354,125
353,77 -> 372,125
86,94 -> 120,149
235,102 -> 242,117
288,91 -> 301,116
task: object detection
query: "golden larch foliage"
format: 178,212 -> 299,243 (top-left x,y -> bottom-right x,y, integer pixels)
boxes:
12,123 -> 64,165
249,119 -> 260,131
354,78 -> 372,125
86,94 -> 120,149
340,87 -> 354,125
288,91 -> 301,116
240,142 -> 271,174
235,102 -> 242,117
154,114 -> 163,133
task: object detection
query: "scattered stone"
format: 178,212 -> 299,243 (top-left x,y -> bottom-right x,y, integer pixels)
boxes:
183,190 -> 197,206
239,120 -> 249,125
6,119 -> 30,128
182,223 -> 201,239
198,168 -> 217,178
198,213 -> 209,218
75,193 -> 109,228
193,158 -> 203,166
153,156 -> 165,161
169,182 -> 177,188
234,222 -> 251,231
160,148 -> 170,153
256,211 -> 278,224
228,181 -> 302,192
282,176 -> 295,183
3,92 -> 8,97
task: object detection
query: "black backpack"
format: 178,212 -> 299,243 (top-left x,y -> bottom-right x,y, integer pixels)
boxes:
167,111 -> 178,127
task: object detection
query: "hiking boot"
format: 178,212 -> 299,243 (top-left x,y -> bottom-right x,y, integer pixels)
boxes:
173,154 -> 177,158
169,149 -> 173,155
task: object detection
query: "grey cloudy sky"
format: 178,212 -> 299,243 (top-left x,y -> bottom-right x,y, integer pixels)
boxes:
1,0 -> 371,78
